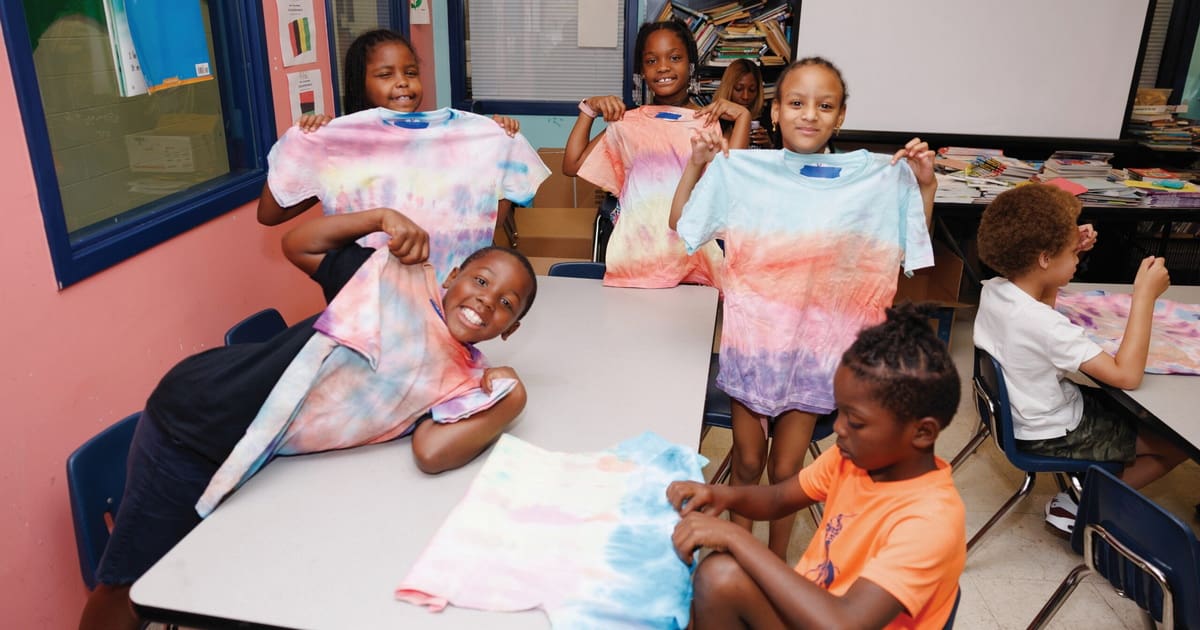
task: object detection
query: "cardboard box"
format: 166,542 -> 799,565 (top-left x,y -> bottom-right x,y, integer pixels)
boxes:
534,148 -> 602,208
893,240 -> 970,344
514,207 -> 596,259
124,113 -> 222,174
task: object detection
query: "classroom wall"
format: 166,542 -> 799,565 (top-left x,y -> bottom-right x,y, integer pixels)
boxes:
0,2 -> 336,626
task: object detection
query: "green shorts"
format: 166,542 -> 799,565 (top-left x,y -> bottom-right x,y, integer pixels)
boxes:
1016,386 -> 1137,464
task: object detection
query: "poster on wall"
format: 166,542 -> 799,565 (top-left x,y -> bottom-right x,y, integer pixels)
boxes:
287,70 -> 325,124
277,0 -> 318,67
411,0 -> 431,25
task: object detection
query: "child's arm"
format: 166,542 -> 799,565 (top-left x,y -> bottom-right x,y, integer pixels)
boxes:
696,98 -> 751,150
667,475 -> 813,523
410,368 -> 527,473
563,95 -> 625,176
282,208 -> 429,275
668,125 -> 728,230
257,182 -> 321,226
1079,256 -> 1170,389
890,137 -> 936,229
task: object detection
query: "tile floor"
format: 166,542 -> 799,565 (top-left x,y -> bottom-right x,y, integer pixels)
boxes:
697,312 -> 1200,630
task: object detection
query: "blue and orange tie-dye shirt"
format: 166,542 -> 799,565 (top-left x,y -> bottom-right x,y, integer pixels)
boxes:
677,149 -> 933,415
267,107 -> 550,282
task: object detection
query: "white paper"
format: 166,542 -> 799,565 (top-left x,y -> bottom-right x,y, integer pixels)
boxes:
287,70 -> 325,124
410,0 -> 431,25
277,0 -> 317,67
577,0 -> 617,48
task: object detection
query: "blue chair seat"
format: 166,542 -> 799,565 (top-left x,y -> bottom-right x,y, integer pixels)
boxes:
224,308 -> 287,345
66,412 -> 140,590
547,261 -> 605,280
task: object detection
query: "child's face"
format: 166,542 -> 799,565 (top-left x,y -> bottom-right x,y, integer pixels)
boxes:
730,72 -> 758,109
831,365 -> 914,478
1043,231 -> 1080,288
640,30 -> 690,103
440,252 -> 534,344
771,65 -> 846,154
364,42 -> 423,112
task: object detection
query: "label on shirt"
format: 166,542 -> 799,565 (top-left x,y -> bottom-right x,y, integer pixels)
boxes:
654,111 -> 683,120
799,164 -> 842,178
385,119 -> 430,129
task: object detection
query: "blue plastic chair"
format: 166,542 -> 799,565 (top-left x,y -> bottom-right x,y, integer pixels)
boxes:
1028,466 -> 1200,629
547,261 -> 606,280
66,412 -> 140,590
224,308 -> 287,345
966,348 -> 1121,553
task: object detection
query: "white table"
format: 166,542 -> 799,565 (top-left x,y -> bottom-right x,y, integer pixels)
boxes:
1068,282 -> 1200,460
130,276 -> 719,629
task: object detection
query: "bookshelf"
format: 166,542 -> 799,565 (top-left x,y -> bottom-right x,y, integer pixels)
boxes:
643,1 -> 798,106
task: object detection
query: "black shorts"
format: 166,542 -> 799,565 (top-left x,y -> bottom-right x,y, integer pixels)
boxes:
1016,386 -> 1138,464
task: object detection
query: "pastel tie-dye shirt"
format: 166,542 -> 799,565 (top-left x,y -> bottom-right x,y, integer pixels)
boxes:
1056,289 -> 1200,375
196,249 -> 513,517
677,150 -> 933,415
267,107 -> 550,282
396,432 -> 707,629
577,106 -> 723,289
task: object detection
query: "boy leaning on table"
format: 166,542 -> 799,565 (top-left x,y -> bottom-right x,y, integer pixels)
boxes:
79,208 -> 538,630
972,183 -> 1187,534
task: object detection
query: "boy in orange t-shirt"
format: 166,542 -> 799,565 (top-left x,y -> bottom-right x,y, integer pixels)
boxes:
668,303 -> 966,629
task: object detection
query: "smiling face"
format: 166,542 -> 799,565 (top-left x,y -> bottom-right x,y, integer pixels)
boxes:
831,365 -> 914,478
640,29 -> 691,106
440,251 -> 535,344
771,64 -> 847,154
363,41 -> 422,112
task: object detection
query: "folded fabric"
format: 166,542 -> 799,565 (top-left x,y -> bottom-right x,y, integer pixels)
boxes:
431,378 -> 517,422
396,432 -> 707,629
1056,289 -> 1200,375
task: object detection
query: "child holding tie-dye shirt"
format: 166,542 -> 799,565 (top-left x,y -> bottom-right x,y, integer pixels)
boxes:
669,57 -> 938,559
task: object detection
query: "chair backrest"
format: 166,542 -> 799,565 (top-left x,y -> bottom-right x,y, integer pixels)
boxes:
1072,465 -> 1200,628
224,308 -> 287,345
547,261 -> 606,280
66,412 -> 140,590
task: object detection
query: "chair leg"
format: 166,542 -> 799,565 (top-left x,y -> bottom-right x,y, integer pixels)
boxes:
950,422 -> 991,471
592,212 -> 602,262
967,472 -> 1037,554
1026,564 -> 1090,630
710,452 -> 733,485
1138,610 -> 1156,630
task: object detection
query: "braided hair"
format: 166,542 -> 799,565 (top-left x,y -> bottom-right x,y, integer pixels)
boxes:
841,302 -> 960,427
343,29 -> 416,114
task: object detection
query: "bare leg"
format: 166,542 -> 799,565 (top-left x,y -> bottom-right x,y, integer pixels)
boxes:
79,584 -> 139,630
765,410 -> 817,560
1120,428 -> 1189,489
728,399 -> 769,532
691,552 -> 787,630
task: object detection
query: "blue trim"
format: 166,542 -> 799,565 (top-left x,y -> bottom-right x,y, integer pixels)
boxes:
391,0 -> 411,36
0,0 -> 274,288
622,0 -> 638,107
446,0 -> 470,111
474,101 -> 578,116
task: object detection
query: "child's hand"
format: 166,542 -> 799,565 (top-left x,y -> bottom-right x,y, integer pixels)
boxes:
666,480 -> 727,516
688,125 -> 728,167
491,115 -> 520,137
583,95 -> 626,122
696,98 -> 749,127
1076,224 -> 1098,252
296,113 -> 334,133
891,137 -> 935,188
671,512 -> 745,564
379,209 -> 429,264
1132,256 -> 1170,301
481,366 -> 519,393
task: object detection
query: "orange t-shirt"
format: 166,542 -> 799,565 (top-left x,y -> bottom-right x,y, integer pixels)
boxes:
797,448 -> 965,629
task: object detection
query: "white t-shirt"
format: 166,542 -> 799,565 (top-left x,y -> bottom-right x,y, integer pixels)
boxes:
973,278 -> 1103,440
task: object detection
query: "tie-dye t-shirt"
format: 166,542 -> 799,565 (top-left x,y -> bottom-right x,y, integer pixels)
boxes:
396,432 -> 707,629
798,448 -> 965,630
267,107 -> 549,282
1055,289 -> 1200,375
576,106 -> 723,289
196,249 -> 510,517
677,150 -> 933,415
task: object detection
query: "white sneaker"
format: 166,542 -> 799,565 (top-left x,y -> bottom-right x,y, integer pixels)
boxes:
1044,492 -> 1078,536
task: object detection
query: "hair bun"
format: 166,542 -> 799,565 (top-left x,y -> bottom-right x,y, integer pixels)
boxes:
886,301 -> 940,335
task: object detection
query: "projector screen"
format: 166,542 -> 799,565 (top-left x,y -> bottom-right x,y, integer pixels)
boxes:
794,0 -> 1152,140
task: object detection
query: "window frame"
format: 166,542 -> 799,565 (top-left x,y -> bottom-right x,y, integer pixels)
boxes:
323,0 -> 410,117
0,0 -> 277,288
446,0 -> 638,115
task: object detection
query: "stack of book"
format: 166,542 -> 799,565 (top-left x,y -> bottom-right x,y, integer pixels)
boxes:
658,1 -> 791,69
1127,103 -> 1195,151
1041,151 -> 1115,179
969,155 -> 1040,183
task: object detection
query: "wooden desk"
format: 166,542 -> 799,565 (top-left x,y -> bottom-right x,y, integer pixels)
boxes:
130,277 -> 719,629
1068,282 -> 1200,461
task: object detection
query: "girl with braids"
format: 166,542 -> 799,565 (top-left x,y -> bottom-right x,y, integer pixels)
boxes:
667,303 -> 966,630
258,29 -> 542,282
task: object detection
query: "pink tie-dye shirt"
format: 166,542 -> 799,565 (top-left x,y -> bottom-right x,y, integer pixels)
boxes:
677,150 -> 933,415
577,106 -> 723,289
267,107 -> 549,282
1056,289 -> 1200,375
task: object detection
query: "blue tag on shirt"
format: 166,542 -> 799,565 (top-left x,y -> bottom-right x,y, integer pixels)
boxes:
385,119 -> 429,129
654,111 -> 682,120
799,164 -> 842,178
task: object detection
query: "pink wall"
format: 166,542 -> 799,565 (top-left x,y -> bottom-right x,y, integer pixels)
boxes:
0,2 -> 337,626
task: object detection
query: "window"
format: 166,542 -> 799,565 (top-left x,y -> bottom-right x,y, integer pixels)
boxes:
326,0 -> 409,115
448,0 -> 637,115
0,0 -> 274,288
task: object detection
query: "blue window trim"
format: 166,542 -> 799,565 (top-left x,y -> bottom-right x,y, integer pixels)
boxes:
447,0 -> 637,114
322,0 -> 410,117
0,0 -> 276,289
